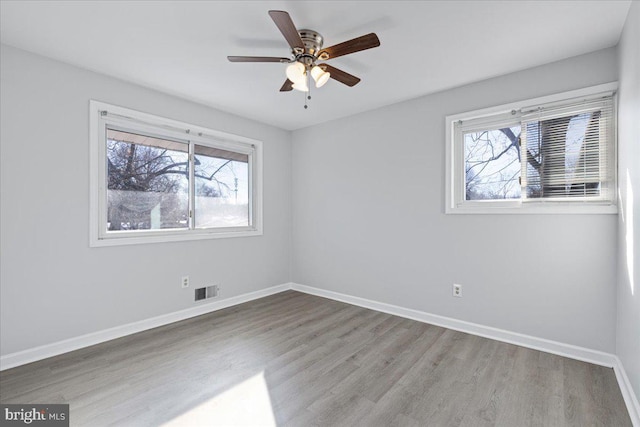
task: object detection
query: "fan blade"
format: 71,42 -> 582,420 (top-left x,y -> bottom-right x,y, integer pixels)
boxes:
228,56 -> 290,63
268,10 -> 304,50
318,64 -> 361,87
280,79 -> 294,92
318,33 -> 380,60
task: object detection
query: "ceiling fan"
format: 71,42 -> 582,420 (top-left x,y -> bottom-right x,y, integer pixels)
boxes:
228,10 -> 380,106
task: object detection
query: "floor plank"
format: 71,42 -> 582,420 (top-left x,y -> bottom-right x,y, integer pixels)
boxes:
0,291 -> 632,426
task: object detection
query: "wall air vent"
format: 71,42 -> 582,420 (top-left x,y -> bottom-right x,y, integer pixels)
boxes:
195,285 -> 219,301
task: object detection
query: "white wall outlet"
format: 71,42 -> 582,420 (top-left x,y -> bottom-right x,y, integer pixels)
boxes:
181,276 -> 190,289
453,283 -> 462,297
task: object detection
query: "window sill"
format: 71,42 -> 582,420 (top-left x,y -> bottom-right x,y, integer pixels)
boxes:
445,202 -> 618,215
90,228 -> 263,247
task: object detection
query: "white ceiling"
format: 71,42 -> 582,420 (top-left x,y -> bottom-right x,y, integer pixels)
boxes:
0,1 -> 631,130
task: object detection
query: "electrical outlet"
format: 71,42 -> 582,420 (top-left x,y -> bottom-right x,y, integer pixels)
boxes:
453,283 -> 462,297
181,276 -> 189,289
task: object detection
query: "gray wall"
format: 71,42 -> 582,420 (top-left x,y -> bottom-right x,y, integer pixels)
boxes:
0,45 -> 292,355
0,36 -> 629,361
617,0 -> 640,400
292,47 -> 619,352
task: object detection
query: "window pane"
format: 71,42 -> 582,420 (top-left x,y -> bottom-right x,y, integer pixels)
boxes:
106,129 -> 189,231
464,126 -> 521,200
194,144 -> 249,228
523,112 -> 602,198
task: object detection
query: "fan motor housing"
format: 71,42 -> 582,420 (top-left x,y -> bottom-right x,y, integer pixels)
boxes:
298,29 -> 323,56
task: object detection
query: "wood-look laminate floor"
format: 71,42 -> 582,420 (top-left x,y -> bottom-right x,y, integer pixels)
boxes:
0,291 -> 632,426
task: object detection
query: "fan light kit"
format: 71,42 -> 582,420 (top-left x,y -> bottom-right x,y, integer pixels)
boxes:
228,10 -> 380,109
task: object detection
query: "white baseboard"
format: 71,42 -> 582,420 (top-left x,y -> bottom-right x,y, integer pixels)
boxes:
290,283 -> 617,367
2,281 -> 637,425
0,283 -> 290,371
3,282 -> 615,370
291,283 -> 640,426
614,356 -> 640,427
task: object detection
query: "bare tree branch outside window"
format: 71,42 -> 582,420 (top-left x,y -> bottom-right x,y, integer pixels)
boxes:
106,130 -> 248,231
464,126 -> 522,200
464,111 -> 603,201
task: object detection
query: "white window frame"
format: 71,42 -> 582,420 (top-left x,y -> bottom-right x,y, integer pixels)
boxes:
445,82 -> 618,214
89,100 -> 263,247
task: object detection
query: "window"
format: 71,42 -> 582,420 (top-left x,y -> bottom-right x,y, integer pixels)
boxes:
90,101 -> 262,246
446,83 -> 617,214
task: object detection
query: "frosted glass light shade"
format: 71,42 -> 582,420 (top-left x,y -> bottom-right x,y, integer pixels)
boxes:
311,66 -> 330,88
292,80 -> 309,92
286,62 -> 306,84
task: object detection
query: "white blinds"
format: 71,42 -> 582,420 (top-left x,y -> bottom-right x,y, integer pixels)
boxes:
519,95 -> 614,202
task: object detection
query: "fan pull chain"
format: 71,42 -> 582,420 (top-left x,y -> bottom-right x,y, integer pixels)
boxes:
304,70 -> 311,109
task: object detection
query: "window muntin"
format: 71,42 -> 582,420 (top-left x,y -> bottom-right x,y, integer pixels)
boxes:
446,83 -> 617,214
90,101 -> 263,246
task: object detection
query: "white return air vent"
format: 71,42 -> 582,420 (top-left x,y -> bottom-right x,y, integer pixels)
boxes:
194,285 -> 219,301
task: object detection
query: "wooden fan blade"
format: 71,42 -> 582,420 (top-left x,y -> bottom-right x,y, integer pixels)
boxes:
228,56 -> 290,63
268,10 -> 304,50
280,79 -> 294,92
318,33 -> 380,60
318,64 -> 361,87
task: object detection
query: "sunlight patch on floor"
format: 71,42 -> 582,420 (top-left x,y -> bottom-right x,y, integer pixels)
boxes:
162,372 -> 276,427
